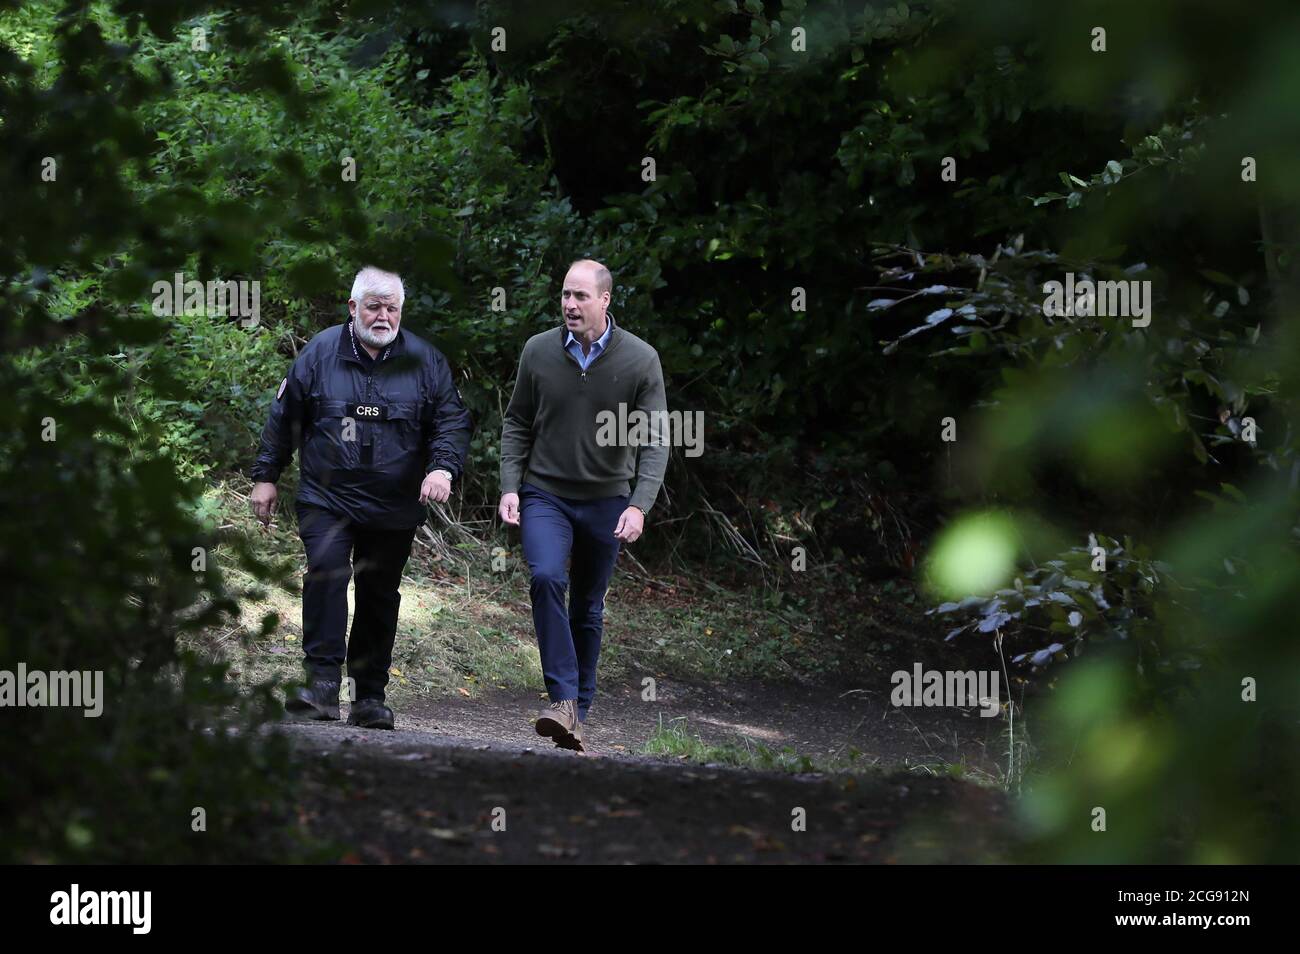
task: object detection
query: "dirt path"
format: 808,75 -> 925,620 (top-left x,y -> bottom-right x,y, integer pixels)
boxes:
274,674 -> 1014,863
408,674 -> 1006,769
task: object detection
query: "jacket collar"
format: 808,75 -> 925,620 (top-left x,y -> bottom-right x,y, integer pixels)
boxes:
337,318 -> 405,366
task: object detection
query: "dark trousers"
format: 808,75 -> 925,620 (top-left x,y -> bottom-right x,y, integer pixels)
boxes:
295,503 -> 417,701
519,482 -> 627,721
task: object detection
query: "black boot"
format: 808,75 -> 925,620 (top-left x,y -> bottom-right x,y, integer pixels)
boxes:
347,697 -> 394,730
284,678 -> 341,721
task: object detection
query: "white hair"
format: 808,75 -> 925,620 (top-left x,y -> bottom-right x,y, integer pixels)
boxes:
350,266 -> 405,309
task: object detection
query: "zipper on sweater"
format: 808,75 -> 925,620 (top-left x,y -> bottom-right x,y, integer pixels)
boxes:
563,349 -> 587,384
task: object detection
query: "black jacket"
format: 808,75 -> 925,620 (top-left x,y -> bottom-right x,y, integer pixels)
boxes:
251,321 -> 473,529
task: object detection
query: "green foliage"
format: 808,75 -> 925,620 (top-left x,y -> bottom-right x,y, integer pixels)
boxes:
0,316 -> 315,860
931,535 -> 1188,692
0,0 -> 332,861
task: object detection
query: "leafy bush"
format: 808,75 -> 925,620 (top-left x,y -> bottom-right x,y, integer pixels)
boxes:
930,535 -> 1199,695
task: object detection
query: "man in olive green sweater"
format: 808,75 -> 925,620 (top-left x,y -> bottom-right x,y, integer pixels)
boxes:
498,259 -> 668,752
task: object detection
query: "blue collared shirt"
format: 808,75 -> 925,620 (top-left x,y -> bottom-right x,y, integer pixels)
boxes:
564,318 -> 612,370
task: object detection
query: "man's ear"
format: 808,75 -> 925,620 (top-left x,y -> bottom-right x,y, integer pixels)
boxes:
346,298 -> 357,320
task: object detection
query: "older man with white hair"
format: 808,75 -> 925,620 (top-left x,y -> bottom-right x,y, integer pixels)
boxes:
251,266 -> 472,729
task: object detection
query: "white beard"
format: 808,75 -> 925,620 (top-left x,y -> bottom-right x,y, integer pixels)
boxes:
354,317 -> 396,350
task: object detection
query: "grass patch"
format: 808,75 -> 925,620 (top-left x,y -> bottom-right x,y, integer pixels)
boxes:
641,715 -> 877,775
902,714 -> 1040,793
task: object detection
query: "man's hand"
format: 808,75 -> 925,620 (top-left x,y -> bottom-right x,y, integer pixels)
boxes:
420,470 -> 452,505
251,481 -> 278,527
613,506 -> 645,543
498,492 -> 520,526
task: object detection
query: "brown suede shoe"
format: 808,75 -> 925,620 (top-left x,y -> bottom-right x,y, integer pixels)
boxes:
535,699 -> 583,751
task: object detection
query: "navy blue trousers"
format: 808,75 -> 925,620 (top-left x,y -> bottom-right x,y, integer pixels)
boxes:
295,503 -> 417,702
519,482 -> 627,721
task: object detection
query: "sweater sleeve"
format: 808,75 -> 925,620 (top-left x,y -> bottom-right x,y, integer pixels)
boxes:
499,344 -> 536,495
628,350 -> 669,515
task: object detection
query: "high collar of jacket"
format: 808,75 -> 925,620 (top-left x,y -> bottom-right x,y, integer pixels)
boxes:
558,312 -> 619,353
338,318 -> 405,365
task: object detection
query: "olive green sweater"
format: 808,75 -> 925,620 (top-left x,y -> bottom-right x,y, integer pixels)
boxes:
500,316 -> 669,514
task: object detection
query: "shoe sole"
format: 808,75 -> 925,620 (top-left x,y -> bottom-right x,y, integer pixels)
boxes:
536,716 -> 584,752
347,714 -> 394,730
284,698 -> 340,721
